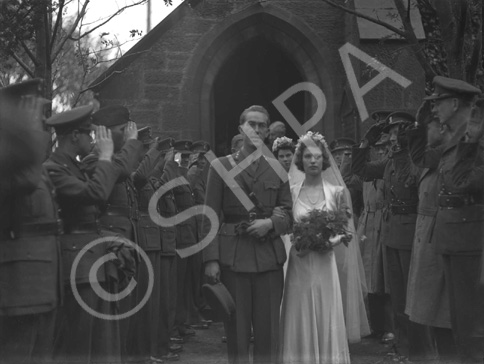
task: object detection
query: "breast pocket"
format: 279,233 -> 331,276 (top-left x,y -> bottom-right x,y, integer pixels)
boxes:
262,180 -> 280,207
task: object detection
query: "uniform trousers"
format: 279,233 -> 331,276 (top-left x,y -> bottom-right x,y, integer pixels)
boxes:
53,284 -> 121,364
221,268 -> 283,364
367,293 -> 394,335
0,310 -> 56,364
127,250 -> 161,360
159,256 -> 177,355
442,254 -> 484,363
385,246 -> 437,360
174,253 -> 201,334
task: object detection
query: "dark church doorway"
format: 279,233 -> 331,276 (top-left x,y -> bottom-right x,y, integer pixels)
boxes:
213,36 -> 304,156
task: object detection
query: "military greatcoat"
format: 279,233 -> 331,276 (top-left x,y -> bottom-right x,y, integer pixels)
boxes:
408,124 -> 484,361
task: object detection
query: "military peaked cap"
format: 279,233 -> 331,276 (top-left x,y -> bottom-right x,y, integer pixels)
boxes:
137,126 -> 153,145
202,283 -> 236,322
0,78 -> 50,105
371,110 -> 393,123
191,140 -> 211,154
173,140 -> 193,153
46,104 -> 94,135
382,111 -> 415,132
329,137 -> 357,153
91,105 -> 130,127
424,76 -> 482,101
157,137 -> 175,152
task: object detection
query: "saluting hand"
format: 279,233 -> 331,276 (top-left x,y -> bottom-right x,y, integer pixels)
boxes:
96,126 -> 114,161
465,99 -> 484,143
124,121 -> 138,140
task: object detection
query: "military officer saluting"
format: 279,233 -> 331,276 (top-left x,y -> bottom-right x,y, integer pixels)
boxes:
44,104 -> 136,364
407,76 -> 484,363
352,111 -> 434,360
149,137 -> 184,360
0,79 -> 61,364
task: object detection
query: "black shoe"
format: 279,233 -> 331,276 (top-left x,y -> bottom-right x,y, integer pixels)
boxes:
221,336 -> 227,343
170,337 -> 184,344
169,343 -> 183,353
149,356 -> 164,364
191,323 -> 209,330
179,328 -> 196,337
161,352 -> 179,361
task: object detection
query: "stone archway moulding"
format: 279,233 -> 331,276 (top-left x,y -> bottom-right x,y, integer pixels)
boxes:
184,3 -> 338,145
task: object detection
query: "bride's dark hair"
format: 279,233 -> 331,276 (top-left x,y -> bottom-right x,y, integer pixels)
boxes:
294,138 -> 331,172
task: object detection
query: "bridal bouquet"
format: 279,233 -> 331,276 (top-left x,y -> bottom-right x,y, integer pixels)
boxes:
292,208 -> 352,254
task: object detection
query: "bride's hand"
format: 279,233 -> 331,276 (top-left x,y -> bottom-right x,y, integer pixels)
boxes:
329,234 -> 342,246
246,218 -> 273,238
272,206 -> 285,219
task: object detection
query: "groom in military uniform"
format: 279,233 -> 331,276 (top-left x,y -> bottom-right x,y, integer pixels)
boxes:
203,105 -> 293,364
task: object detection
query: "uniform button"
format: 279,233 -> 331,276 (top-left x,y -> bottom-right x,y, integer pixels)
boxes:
73,245 -> 77,249
463,218 -> 466,222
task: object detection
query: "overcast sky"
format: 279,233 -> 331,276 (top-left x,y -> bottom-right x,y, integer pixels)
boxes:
69,0 -> 183,53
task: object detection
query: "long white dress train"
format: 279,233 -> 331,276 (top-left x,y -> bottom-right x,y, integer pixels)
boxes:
279,181 -> 350,364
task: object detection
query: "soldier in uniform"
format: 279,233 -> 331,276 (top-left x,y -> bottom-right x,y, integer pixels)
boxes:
204,105 -> 293,364
129,126 -> 165,363
187,141 -> 212,328
356,128 -> 395,344
352,111 -> 435,360
405,106 -> 456,361
231,134 -> 244,155
0,79 -> 62,364
44,105 -> 137,363
407,76 -> 484,363
150,138 -> 183,361
330,137 -> 363,223
89,105 -> 143,360
169,140 -> 200,339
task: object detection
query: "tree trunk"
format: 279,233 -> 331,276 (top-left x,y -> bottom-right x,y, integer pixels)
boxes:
34,0 -> 52,115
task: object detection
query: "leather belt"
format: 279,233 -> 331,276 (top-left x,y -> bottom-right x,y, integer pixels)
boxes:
438,194 -> 474,209
65,221 -> 100,235
1,220 -> 63,240
224,213 -> 272,224
390,204 -> 417,215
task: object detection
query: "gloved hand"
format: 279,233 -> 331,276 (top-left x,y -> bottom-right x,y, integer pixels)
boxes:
364,122 -> 386,146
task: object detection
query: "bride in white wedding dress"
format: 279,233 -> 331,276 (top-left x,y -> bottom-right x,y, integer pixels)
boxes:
279,131 -> 368,364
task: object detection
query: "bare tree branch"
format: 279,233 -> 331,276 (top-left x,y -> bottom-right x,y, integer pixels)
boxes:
71,0 -> 148,41
10,51 -> 34,78
50,0 -> 66,53
20,40 -> 40,67
394,0 -> 437,79
321,0 -> 408,38
51,0 -> 90,63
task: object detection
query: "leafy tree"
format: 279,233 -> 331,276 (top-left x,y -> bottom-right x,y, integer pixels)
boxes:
322,0 -> 483,88
0,0 -> 171,111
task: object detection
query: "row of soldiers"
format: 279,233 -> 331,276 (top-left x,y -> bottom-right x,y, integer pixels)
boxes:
0,79 -> 212,364
348,76 -> 484,364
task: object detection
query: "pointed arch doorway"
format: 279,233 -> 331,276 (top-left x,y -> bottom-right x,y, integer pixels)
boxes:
213,37 -> 304,155
185,4 -> 338,155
